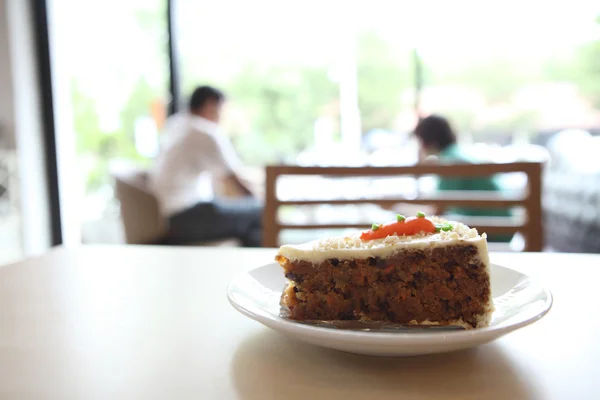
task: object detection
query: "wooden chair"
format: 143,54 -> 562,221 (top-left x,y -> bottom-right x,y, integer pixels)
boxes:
112,167 -> 240,247
113,169 -> 167,244
263,162 -> 543,251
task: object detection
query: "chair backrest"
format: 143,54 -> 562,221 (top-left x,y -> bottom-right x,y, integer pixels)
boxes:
263,162 -> 543,251
113,169 -> 166,244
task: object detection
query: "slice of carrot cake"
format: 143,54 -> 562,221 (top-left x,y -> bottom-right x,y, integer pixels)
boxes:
276,213 -> 494,329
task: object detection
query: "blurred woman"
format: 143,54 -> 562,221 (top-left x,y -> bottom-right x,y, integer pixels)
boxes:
414,115 -> 512,242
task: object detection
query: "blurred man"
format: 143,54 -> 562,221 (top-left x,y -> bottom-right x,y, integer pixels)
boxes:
150,86 -> 262,247
414,115 -> 512,241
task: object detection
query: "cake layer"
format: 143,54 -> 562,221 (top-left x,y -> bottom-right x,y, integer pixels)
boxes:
276,217 -> 494,329
278,243 -> 493,329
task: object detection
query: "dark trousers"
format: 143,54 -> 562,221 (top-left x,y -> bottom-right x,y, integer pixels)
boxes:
168,197 -> 263,247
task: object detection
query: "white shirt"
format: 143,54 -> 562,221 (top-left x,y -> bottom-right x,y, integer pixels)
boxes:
150,113 -> 242,217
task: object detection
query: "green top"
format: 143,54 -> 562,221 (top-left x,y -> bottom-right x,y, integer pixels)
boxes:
437,144 -> 512,218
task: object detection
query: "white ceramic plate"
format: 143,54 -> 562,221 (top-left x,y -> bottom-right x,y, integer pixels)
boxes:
228,263 -> 552,356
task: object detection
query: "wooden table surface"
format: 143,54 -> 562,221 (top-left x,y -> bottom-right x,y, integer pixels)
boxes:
0,246 -> 596,399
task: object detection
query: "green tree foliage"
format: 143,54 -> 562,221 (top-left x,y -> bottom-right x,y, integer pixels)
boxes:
72,77 -> 157,190
71,78 -> 102,155
72,2 -> 167,192
542,16 -> 600,109
119,77 -> 159,161
433,59 -> 540,104
190,31 -> 415,165
223,64 -> 339,165
71,79 -> 117,190
356,32 -> 412,132
577,17 -> 600,109
72,11 -> 600,192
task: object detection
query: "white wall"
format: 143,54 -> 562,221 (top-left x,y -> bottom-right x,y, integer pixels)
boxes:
1,0 -> 52,256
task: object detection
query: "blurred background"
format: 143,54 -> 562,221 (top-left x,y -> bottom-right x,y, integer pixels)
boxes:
1,0 -> 600,265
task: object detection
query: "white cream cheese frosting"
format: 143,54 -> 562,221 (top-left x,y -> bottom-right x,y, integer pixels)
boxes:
277,219 -> 489,265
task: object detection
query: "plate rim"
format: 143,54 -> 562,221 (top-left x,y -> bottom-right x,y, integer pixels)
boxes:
227,262 -> 553,343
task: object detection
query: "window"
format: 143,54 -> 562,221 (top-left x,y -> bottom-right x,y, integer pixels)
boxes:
49,0 -> 169,243
416,2 -> 600,150
43,0 -> 600,246
177,1 -> 600,166
177,0 -> 348,166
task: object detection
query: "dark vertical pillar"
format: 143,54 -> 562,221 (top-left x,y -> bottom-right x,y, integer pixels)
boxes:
167,0 -> 181,115
31,0 -> 62,245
